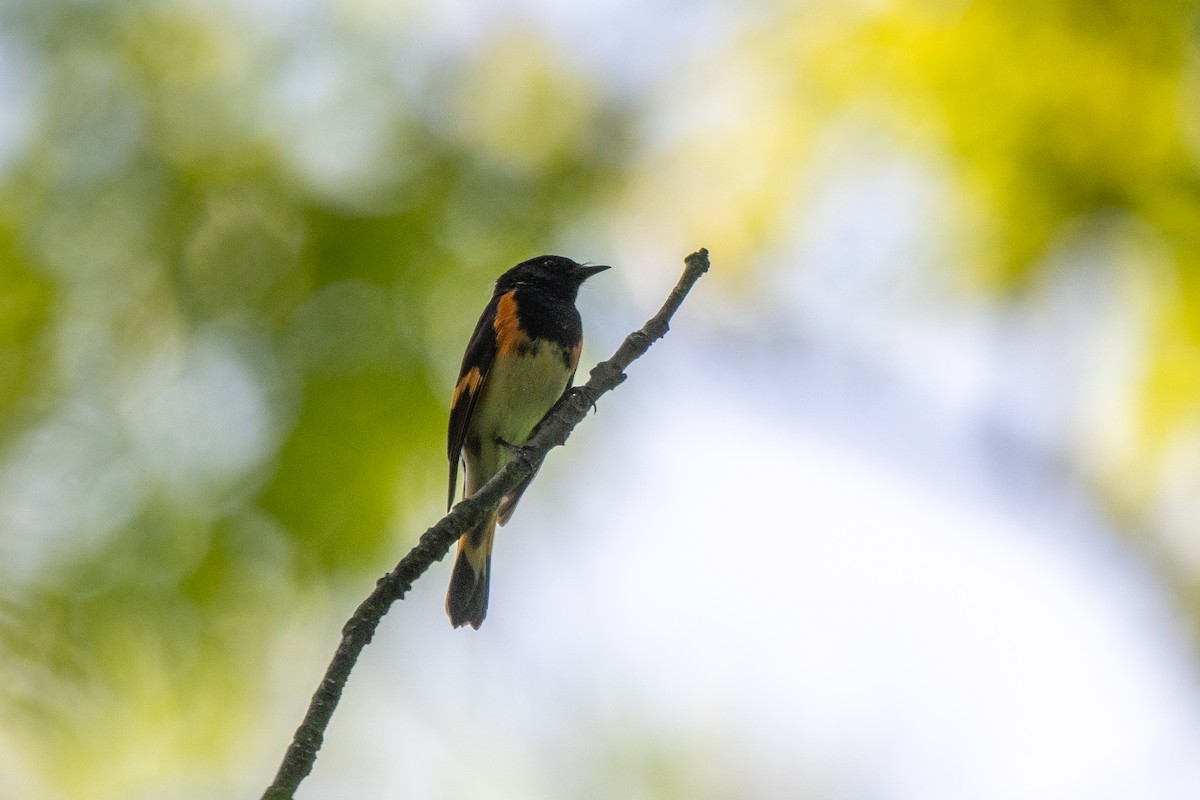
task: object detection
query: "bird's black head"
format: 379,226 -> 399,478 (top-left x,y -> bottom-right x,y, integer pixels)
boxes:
495,255 -> 610,302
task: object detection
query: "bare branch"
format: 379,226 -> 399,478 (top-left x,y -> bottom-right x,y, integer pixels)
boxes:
262,248 -> 710,800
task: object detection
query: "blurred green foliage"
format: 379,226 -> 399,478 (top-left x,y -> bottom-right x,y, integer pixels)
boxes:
790,0 -> 1200,569
3,0 -> 1200,796
649,0 -> 1200,571
0,2 -> 630,796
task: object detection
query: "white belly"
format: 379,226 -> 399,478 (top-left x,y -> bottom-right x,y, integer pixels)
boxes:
465,342 -> 572,487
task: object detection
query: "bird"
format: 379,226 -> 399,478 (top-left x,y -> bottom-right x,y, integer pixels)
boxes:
445,255 -> 609,629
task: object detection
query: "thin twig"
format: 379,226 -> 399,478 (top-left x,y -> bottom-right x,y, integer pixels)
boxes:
261,248 -> 710,800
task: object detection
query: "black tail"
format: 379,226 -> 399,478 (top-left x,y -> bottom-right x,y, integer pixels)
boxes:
445,513 -> 496,629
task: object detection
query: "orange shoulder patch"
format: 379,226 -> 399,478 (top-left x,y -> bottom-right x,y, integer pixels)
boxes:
493,290 -> 526,357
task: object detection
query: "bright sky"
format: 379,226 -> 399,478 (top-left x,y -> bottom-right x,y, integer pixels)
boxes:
294,332 -> 1200,799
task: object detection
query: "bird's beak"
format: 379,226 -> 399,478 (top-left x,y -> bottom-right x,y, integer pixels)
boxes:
576,263 -> 611,280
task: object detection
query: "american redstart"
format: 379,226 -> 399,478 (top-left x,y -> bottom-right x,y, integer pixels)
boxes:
445,255 -> 609,629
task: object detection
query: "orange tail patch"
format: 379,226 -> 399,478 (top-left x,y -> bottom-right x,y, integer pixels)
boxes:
445,512 -> 498,629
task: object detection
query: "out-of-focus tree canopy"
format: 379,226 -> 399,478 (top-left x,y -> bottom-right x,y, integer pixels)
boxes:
1,0 -> 1199,797
630,0 -> 1200,593
797,0 -> 1200,520
0,3 -> 629,796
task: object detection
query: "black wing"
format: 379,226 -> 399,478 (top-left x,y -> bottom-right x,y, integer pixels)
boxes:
447,296 -> 499,509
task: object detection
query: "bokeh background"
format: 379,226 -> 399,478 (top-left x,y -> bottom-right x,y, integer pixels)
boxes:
2,1 -> 1200,798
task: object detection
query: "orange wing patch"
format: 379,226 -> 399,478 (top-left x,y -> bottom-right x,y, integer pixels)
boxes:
493,290 -> 526,357
452,366 -> 483,408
